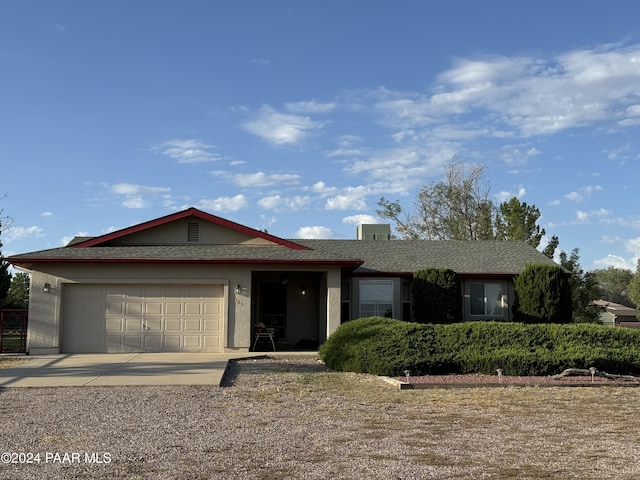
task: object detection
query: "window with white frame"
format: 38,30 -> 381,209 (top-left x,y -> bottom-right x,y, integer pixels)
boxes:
470,283 -> 504,316
359,280 -> 393,318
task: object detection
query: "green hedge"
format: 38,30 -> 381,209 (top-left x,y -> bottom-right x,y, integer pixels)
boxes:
412,268 -> 462,324
513,263 -> 572,323
319,317 -> 640,376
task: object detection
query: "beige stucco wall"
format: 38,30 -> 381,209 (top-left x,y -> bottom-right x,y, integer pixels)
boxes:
25,262 -> 343,354
108,218 -> 276,246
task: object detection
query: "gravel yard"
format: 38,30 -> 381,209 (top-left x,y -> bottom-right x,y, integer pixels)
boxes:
1,357 -> 640,479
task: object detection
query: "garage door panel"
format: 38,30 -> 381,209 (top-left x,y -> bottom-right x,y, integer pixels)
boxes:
165,303 -> 182,315
62,284 -> 224,353
106,302 -> 123,315
204,319 -> 220,331
203,336 -> 220,348
106,318 -> 123,331
144,334 -> 162,351
122,334 -> 144,350
146,303 -> 162,315
185,303 -> 202,315
184,319 -> 202,331
125,318 -> 143,331
164,335 -> 181,349
183,336 -> 201,348
126,303 -> 143,315
145,318 -> 162,331
204,302 -> 221,315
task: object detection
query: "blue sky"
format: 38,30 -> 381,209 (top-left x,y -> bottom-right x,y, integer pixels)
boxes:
3,1 -> 640,271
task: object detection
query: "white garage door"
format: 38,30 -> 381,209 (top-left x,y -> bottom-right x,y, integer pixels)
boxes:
62,284 -> 224,353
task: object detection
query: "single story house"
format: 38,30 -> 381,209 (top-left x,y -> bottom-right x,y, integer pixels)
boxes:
6,207 -> 557,355
594,300 -> 640,327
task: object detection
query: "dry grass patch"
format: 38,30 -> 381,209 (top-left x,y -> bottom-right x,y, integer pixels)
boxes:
0,357 -> 25,369
242,359 -> 640,479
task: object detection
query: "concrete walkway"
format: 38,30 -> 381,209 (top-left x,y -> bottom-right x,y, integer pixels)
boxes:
0,352 -> 282,388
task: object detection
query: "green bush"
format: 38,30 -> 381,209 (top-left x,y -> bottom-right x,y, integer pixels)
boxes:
319,318 -> 640,376
412,268 -> 462,324
513,263 -> 573,323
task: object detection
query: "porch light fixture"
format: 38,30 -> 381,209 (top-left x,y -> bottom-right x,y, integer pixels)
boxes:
43,283 -> 51,293
300,286 -> 307,296
235,284 -> 242,294
235,284 -> 248,295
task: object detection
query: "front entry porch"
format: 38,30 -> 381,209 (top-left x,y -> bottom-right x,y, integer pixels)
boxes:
251,271 -> 323,351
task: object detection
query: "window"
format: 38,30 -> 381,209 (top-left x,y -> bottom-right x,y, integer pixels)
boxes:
402,280 -> 412,321
341,280 -> 351,323
470,283 -> 504,316
360,280 -> 393,318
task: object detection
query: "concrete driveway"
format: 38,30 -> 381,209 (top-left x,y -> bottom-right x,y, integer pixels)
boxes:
0,352 -> 266,388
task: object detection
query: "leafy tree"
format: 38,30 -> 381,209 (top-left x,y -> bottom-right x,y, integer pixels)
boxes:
495,197 -> 545,248
512,263 -> 572,323
628,259 -> 640,314
542,235 -> 559,259
592,266 -> 634,307
377,157 -> 550,247
559,248 -> 603,323
377,157 -> 495,240
6,272 -> 29,308
0,216 -> 11,308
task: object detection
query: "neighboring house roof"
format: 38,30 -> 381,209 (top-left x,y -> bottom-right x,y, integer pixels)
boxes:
593,300 -> 639,318
5,208 -> 558,275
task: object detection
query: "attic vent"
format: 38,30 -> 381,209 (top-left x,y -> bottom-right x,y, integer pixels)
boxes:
187,222 -> 199,242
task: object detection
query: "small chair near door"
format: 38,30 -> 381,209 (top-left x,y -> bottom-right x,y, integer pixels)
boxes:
253,328 -> 276,351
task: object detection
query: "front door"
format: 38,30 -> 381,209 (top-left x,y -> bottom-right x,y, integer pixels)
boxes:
260,282 -> 287,339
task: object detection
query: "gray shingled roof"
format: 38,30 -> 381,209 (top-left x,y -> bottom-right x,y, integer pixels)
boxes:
7,239 -> 557,275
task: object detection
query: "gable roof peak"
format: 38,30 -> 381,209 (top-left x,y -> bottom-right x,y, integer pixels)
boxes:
70,207 -> 309,250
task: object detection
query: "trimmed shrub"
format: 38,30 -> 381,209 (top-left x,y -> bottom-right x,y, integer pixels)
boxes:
319,317 -> 438,376
412,268 -> 462,324
513,263 -> 572,323
319,318 -> 640,376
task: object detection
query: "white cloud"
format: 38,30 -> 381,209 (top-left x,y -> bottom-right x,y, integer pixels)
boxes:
195,195 -> 248,212
285,100 -> 337,114
109,183 -> 171,209
345,146 -> 448,193
257,195 -> 311,211
233,172 -> 301,187
499,145 -> 541,166
371,43 -> 640,140
592,254 -> 635,270
564,185 -> 602,202
3,225 -> 44,243
342,214 -> 379,225
111,183 -> 170,195
495,187 -> 526,203
327,135 -> 367,158
625,236 -> 640,256
325,186 -> 369,211
121,197 -> 147,209
309,181 -> 336,195
242,105 -> 324,146
151,139 -> 220,163
296,226 -> 335,239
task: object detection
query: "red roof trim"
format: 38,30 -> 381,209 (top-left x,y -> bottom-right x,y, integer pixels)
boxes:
71,208 -> 310,250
